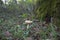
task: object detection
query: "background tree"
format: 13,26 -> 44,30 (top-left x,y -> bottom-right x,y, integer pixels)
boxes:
35,0 -> 57,20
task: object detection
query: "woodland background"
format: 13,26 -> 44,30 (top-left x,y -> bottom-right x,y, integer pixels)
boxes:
0,0 -> 60,40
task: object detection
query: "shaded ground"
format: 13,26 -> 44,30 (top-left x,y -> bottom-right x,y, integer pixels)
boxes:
0,13 -> 60,40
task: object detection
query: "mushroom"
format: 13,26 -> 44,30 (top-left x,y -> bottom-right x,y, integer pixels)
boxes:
25,20 -> 33,29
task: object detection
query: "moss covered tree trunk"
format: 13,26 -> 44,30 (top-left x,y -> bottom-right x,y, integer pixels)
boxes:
53,0 -> 60,27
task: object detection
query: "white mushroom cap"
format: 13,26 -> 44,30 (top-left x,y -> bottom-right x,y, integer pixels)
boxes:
25,20 -> 33,24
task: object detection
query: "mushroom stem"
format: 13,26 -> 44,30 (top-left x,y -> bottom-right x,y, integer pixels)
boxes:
27,24 -> 29,29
